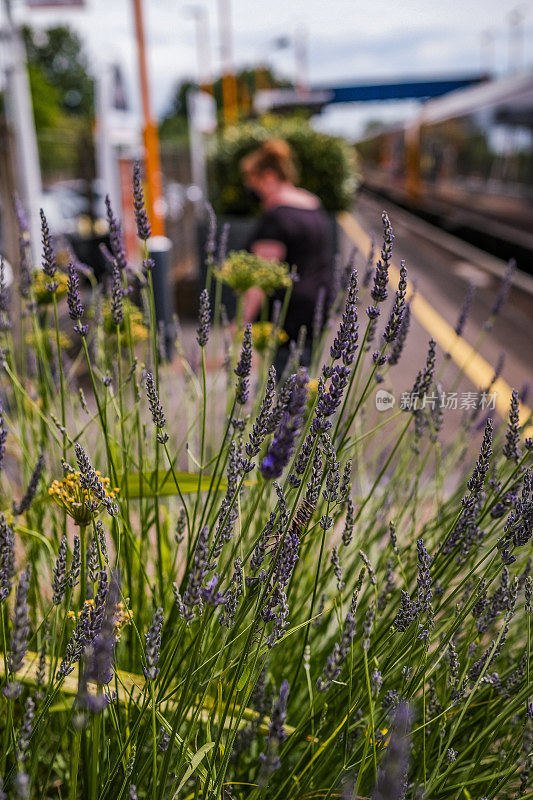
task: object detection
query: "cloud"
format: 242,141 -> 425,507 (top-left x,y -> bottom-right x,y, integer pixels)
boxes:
12,0 -> 533,125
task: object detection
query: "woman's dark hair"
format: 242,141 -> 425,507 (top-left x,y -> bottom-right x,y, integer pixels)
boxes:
240,138 -> 297,183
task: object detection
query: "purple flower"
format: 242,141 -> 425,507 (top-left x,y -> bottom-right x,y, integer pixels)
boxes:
132,161 -> 151,241
330,269 -> 358,365
454,282 -> 476,337
235,324 -> 252,404
182,526 -> 210,621
245,366 -> 277,468
196,289 -> 210,347
388,302 -> 411,366
83,570 -> 119,692
503,389 -> 521,463
317,605 -> 357,691
67,263 -> 88,336
16,696 -> 35,763
58,602 -> 92,677
467,419 -> 493,494
40,209 -> 57,290
220,558 -> 243,628
394,590 -> 418,632
259,680 -> 289,776
0,405 -> 8,477
13,454 -> 45,516
406,338 -> 436,409
110,262 -> 124,326
75,444 -> 118,517
383,260 -> 408,343
260,368 -> 308,479
0,516 -> 16,604
143,607 -> 164,680
370,211 -> 394,303
144,371 -> 168,444
69,535 -> 81,588
371,703 -> 412,800
312,365 -> 350,434
105,195 -> 127,272
52,535 -> 68,605
7,565 -> 32,678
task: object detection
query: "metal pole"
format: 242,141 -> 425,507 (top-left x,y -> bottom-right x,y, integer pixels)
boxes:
131,0 -> 165,235
2,0 -> 42,264
95,64 -> 121,216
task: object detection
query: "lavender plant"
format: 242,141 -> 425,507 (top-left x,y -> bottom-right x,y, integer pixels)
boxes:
0,182 -> 530,800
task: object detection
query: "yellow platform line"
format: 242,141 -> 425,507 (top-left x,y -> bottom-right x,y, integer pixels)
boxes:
338,211 -> 532,434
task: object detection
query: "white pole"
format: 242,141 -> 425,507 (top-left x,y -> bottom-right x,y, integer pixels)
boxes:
187,88 -> 207,208
95,64 -> 121,215
2,1 -> 42,263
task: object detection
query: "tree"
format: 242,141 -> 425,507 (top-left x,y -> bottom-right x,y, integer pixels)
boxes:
21,25 -> 95,181
22,25 -> 94,118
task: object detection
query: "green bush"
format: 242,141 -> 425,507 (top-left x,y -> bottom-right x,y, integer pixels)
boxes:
209,116 -> 360,215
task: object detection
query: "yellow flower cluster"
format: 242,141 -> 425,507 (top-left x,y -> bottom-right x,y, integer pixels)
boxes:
249,322 -> 288,353
32,270 -> 69,305
67,598 -> 133,639
215,250 -> 293,294
102,297 -> 149,346
49,471 -> 119,525
25,330 -> 73,350
114,600 -> 134,639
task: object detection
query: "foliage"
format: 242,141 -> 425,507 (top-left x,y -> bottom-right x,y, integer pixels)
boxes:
22,25 -> 95,180
209,116 -> 360,215
215,250 -> 293,294
162,67 -> 291,130
0,189 -> 531,800
22,25 -> 94,118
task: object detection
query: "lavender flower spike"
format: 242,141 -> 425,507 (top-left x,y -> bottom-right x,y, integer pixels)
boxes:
260,368 -> 308,479
0,514 -> 16,603
182,525 -> 210,621
67,263 -> 88,336
371,703 -> 412,800
110,262 -> 124,326
143,607 -> 164,680
0,403 -> 7,475
145,370 -> 168,444
503,389 -> 521,463
259,680 -> 289,776
235,324 -> 253,404
383,260 -> 408,343
196,289 -> 211,347
105,195 -> 127,272
40,208 -> 57,289
370,211 -> 394,303
13,453 -> 45,516
7,565 -> 32,678
132,161 -> 151,241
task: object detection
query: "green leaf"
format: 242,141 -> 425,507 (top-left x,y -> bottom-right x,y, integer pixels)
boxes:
122,470 -> 221,498
237,664 -> 251,692
173,742 -> 215,797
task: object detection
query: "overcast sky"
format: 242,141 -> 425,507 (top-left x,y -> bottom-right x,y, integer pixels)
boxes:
10,0 -> 533,138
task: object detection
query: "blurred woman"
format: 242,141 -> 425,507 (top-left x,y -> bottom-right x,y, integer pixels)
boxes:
241,138 -> 333,372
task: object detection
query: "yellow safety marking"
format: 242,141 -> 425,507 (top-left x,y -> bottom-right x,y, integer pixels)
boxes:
338,211 -> 532,436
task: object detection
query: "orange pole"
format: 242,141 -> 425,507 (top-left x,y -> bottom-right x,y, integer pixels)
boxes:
132,0 -> 165,236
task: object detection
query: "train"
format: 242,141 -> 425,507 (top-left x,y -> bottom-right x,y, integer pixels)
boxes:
356,71 -> 533,269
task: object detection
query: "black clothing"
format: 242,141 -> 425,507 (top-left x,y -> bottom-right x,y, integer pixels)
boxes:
247,204 -> 333,343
